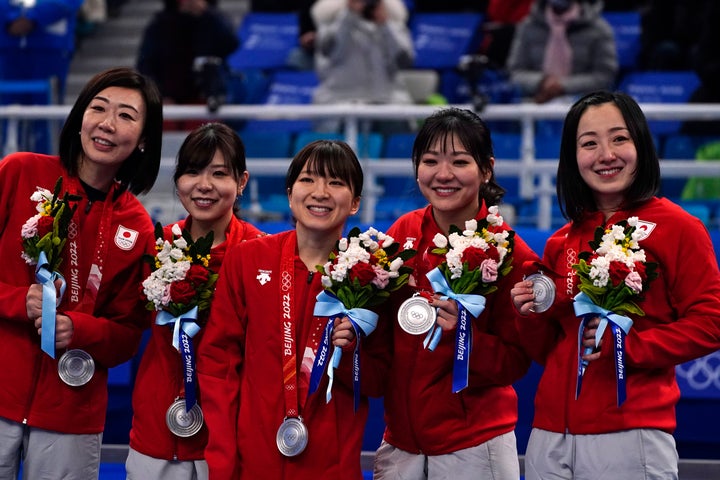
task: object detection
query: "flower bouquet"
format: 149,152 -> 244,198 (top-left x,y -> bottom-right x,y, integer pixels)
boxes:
426,206 -> 514,392
21,176 -> 81,358
312,226 -> 414,408
142,222 -> 218,411
572,216 -> 658,405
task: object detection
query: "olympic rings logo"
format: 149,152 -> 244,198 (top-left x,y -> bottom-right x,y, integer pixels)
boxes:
410,311 -> 425,320
281,271 -> 291,292
676,351 -> 720,391
67,220 -> 78,240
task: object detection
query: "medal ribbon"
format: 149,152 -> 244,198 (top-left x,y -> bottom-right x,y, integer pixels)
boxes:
35,251 -> 66,358
573,292 -> 633,406
426,267 -> 486,392
280,233 -> 302,421
156,306 -> 202,412
311,290 -> 378,409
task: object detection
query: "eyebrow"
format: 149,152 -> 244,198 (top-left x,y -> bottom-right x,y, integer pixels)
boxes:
577,126 -> 629,140
92,95 -> 140,114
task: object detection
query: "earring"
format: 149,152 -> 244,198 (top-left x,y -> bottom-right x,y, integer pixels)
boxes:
139,146 -> 145,153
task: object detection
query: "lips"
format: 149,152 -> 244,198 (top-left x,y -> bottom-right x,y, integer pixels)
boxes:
193,198 -> 217,207
596,167 -> 622,176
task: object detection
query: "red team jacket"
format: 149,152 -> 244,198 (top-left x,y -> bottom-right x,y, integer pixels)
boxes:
523,197 -> 720,435
129,215 -> 263,461
383,204 -> 539,454
0,152 -> 156,434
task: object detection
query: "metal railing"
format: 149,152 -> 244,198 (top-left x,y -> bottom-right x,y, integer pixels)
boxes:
2,102 -> 719,229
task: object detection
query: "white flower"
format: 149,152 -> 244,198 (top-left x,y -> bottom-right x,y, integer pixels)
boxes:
30,187 -> 52,206
627,216 -> 638,227
464,219 -> 478,233
321,275 -> 333,288
338,237 -> 348,251
171,223 -> 182,236
389,257 -> 403,273
173,236 -> 188,250
432,233 -> 447,249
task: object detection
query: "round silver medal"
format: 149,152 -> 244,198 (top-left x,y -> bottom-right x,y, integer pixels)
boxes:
276,417 -> 308,457
58,349 -> 95,386
397,296 -> 437,335
526,272 -> 556,313
165,399 -> 204,437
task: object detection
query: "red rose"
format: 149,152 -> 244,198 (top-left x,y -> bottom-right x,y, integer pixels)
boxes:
185,264 -> 210,286
608,261 -> 631,287
349,261 -> 376,286
462,246 -> 490,271
37,215 -> 54,238
170,279 -> 195,305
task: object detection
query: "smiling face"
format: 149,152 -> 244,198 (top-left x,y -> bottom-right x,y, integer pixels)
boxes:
416,133 -> 488,231
79,86 -> 146,191
576,103 -> 638,215
176,148 -> 247,239
288,158 -> 360,238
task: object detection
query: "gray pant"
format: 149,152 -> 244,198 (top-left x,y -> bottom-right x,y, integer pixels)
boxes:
125,447 -> 208,480
0,416 -> 101,480
373,431 -> 520,480
525,428 -> 679,480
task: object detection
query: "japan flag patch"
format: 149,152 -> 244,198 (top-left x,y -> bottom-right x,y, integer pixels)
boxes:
115,225 -> 139,251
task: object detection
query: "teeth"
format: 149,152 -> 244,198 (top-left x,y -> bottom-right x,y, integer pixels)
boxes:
94,138 -> 112,146
436,188 -> 456,193
195,199 -> 215,206
598,168 -> 620,176
309,206 -> 330,212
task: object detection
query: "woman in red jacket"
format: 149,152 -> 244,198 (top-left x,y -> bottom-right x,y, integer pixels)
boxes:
197,139 -> 391,479
374,107 -> 539,479
0,67 -> 163,479
125,122 -> 263,479
511,91 -> 720,479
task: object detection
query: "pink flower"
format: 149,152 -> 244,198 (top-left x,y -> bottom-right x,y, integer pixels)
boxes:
480,259 -> 498,283
624,270 -> 643,294
21,214 -> 40,239
371,265 -> 391,289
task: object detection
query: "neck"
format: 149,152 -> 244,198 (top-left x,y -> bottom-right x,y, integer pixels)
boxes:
78,157 -> 119,193
295,225 -> 341,271
188,212 -> 232,247
433,203 -> 481,234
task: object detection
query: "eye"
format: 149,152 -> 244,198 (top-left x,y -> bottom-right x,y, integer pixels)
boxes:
420,156 -> 437,166
329,178 -> 347,187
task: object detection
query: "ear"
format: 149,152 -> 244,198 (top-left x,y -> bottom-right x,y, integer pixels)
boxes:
237,171 -> 250,195
350,196 -> 361,215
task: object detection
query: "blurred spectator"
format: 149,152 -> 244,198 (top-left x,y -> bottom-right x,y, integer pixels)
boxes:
479,0 -> 533,69
506,0 -> 618,104
311,0 -> 415,133
0,0 -> 84,104
637,0 -> 706,71
137,0 -> 239,118
680,0 -> 720,136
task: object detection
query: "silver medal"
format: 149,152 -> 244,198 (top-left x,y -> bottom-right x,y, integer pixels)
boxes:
165,398 -> 204,437
526,272 -> 556,313
276,417 -> 308,457
397,295 -> 437,335
58,349 -> 95,386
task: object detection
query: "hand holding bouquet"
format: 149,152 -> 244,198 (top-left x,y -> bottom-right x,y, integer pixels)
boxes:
312,226 -> 414,407
21,177 -> 81,358
426,206 -> 514,392
572,216 -> 658,405
141,222 -> 218,411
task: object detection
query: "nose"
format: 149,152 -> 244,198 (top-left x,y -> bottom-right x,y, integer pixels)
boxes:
435,161 -> 454,180
598,141 -> 617,162
197,172 -> 213,191
312,179 -> 329,197
98,115 -> 115,132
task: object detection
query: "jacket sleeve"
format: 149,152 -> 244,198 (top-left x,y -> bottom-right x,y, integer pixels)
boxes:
197,246 -> 246,480
625,219 -> 720,368
467,235 -> 537,386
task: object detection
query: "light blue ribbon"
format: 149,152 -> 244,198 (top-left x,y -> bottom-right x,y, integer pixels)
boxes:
426,267 -> 486,392
156,306 -> 202,351
35,251 -> 66,359
312,290 -> 378,406
573,292 -> 633,405
424,268 -> 486,350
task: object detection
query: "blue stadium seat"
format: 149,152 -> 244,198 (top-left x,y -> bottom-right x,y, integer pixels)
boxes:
242,71 -> 319,133
659,134 -> 716,199
0,78 -> 56,154
292,131 -> 344,155
242,131 -> 292,159
603,11 -> 641,72
439,68 -> 520,105
227,12 -> 299,71
618,71 -> 701,135
410,13 -> 484,69
492,132 -> 522,159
